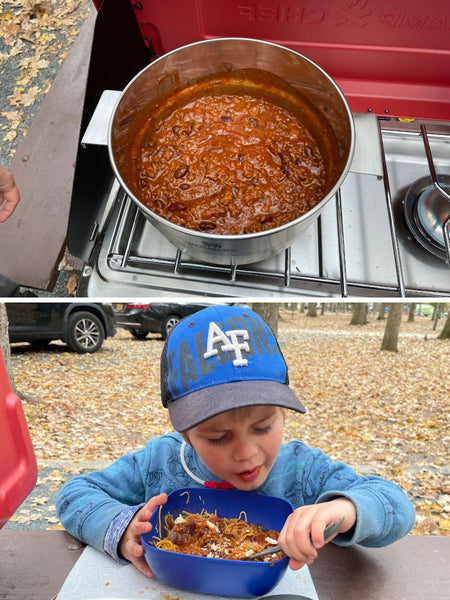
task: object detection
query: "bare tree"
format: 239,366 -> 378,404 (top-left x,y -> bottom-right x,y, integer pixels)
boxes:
381,303 -> 403,352
431,303 -> 440,323
251,303 -> 279,336
437,309 -> 450,340
337,304 -> 351,314
287,303 -> 298,318
377,303 -> 386,320
0,303 -> 18,394
350,303 -> 368,325
432,304 -> 443,331
306,303 -> 317,317
407,303 -> 416,322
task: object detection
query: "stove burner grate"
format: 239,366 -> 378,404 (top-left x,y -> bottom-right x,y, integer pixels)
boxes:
80,122 -> 450,297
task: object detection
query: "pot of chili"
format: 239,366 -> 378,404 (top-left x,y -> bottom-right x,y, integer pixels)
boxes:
109,38 -> 355,265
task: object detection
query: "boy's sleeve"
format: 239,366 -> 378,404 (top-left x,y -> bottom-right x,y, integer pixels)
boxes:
56,447 -> 149,558
304,448 -> 416,547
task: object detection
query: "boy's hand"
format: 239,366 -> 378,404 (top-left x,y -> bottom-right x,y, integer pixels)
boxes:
119,493 -> 168,577
0,165 -> 20,223
278,497 -> 356,571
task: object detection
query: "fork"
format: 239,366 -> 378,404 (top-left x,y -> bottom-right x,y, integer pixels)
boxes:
245,516 -> 345,560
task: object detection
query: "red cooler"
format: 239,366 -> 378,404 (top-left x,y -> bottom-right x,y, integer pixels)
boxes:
0,350 -> 38,529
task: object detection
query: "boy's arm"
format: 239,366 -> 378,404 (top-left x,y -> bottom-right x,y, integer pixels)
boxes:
303,447 -> 415,547
56,450 -> 148,556
315,472 -> 416,547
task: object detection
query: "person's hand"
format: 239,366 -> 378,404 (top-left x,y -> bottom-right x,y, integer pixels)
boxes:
0,165 -> 20,223
277,498 -> 356,570
119,493 -> 168,577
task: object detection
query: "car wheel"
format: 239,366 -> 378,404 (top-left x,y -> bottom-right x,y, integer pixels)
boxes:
161,314 -> 180,339
67,311 -> 105,353
130,329 -> 150,339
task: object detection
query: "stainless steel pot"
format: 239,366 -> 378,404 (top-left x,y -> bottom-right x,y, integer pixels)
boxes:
109,38 -> 355,265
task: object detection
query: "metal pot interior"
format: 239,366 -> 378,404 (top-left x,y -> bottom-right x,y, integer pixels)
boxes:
109,38 -> 354,262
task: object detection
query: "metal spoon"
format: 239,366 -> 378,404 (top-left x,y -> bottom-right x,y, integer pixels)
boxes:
246,516 -> 345,560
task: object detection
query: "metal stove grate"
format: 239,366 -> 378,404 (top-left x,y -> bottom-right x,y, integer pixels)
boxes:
83,123 -> 450,298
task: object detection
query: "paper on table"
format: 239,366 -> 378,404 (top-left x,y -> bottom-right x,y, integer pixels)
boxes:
56,546 -> 319,600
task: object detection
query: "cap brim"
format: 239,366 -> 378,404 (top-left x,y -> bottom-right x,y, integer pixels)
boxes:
168,380 -> 306,432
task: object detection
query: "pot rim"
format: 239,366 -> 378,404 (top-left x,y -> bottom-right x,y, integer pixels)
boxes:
108,37 -> 356,242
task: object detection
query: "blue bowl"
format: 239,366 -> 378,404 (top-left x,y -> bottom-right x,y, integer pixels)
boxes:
142,487 -> 293,597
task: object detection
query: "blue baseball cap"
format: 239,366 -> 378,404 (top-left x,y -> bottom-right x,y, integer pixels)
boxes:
161,305 -> 306,432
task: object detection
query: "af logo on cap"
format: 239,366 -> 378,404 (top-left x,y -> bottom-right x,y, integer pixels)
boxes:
203,322 -> 250,367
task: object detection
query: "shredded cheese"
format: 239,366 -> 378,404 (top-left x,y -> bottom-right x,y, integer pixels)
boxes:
265,536 -> 278,545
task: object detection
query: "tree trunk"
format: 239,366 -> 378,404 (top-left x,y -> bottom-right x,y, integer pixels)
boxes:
0,303 -> 18,394
251,303 -> 279,337
432,304 -> 442,331
437,311 -> 450,340
381,303 -> 403,352
306,303 -> 317,317
287,303 -> 297,318
407,303 -> 416,322
320,303 -> 325,315
377,303 -> 386,320
350,303 -> 368,325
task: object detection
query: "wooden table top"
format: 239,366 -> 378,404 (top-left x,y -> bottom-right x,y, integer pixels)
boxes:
0,530 -> 448,600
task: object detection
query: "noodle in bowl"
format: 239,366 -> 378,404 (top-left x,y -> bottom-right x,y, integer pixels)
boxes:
141,487 -> 293,597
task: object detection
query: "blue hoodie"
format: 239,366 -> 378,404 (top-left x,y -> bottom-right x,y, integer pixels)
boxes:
56,433 -> 415,562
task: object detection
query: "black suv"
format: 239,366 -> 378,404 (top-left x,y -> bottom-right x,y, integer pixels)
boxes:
7,302 -> 117,353
112,302 -> 211,339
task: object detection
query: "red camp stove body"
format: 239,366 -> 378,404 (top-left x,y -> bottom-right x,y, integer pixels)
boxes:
93,0 -> 450,122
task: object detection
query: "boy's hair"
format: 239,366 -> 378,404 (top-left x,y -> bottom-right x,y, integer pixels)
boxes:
160,304 -> 305,432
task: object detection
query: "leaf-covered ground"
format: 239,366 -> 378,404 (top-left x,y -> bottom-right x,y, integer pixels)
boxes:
0,0 -> 91,165
6,309 -> 450,536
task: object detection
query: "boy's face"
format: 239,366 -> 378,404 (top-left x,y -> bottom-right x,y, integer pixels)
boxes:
187,405 -> 284,491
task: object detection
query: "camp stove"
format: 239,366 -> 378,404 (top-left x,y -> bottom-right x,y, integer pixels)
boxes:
68,0 -> 450,298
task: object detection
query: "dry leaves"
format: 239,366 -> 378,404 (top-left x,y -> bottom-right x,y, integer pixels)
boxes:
8,309 -> 450,535
0,0 -> 91,160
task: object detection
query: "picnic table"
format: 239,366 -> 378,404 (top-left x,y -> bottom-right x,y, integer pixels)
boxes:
0,530 -> 448,600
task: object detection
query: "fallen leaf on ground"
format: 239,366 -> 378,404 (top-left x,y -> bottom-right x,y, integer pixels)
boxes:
10,309 -> 450,536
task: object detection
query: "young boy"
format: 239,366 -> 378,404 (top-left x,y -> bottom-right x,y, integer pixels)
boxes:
56,304 -> 415,577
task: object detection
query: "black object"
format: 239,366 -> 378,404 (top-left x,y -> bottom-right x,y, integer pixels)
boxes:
67,0 -> 151,262
112,301 -> 211,339
7,302 -> 117,353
